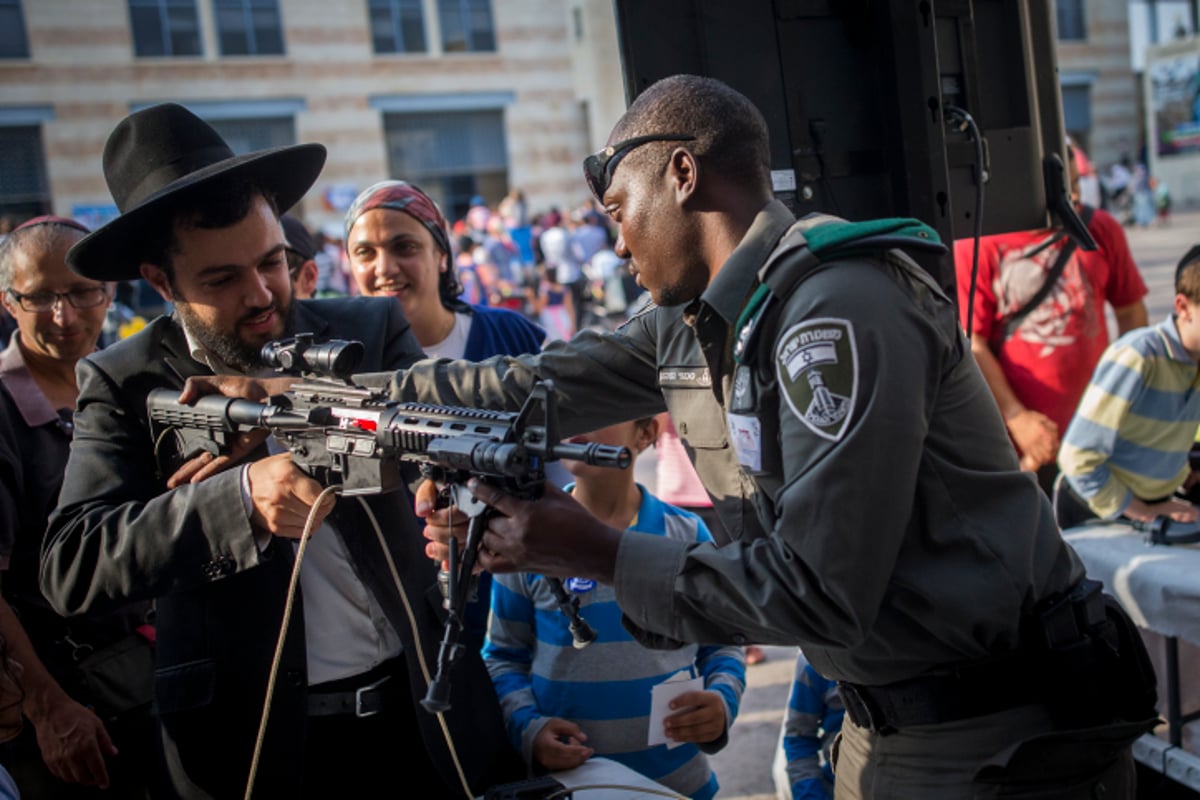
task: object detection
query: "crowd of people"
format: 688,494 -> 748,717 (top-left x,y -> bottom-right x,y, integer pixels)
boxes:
0,72 -> 1179,800
0,189 -> 642,362
289,189 -> 639,345
1097,154 -> 1173,229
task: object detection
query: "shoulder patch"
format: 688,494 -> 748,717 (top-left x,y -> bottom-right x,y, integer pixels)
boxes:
775,318 -> 858,441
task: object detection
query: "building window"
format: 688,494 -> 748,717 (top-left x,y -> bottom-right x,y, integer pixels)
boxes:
1056,0 -> 1086,41
384,109 -> 507,222
128,0 -> 202,57
215,0 -> 285,56
0,0 -> 29,59
206,116 -> 296,154
369,0 -> 426,53
1061,83 -> 1092,155
0,126 -> 50,221
438,0 -> 495,53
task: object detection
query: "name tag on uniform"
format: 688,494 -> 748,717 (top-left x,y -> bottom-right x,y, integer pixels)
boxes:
658,366 -> 712,389
727,413 -> 762,471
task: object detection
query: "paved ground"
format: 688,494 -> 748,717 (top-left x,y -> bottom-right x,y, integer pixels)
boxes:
630,210 -> 1200,799
1121,210 -> 1200,320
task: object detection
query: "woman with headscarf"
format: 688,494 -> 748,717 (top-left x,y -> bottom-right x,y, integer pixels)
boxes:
343,180 -> 545,361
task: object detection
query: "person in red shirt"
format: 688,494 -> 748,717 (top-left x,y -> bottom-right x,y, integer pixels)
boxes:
953,145 -> 1148,495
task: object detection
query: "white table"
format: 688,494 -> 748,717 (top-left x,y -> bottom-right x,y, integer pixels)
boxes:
482,757 -> 683,799
549,758 -> 683,799
1062,521 -> 1200,789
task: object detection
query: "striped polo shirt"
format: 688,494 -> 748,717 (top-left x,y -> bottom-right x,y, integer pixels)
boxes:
1059,315 -> 1200,518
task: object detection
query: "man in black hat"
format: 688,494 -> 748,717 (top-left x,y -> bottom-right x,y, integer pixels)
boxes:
38,103 -> 520,799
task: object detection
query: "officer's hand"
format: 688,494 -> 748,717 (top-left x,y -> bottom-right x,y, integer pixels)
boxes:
247,453 -> 335,538
466,480 -> 623,582
1126,496 -> 1198,524
1006,409 -> 1059,469
30,695 -> 115,788
415,479 -> 473,570
663,689 -> 727,746
532,718 -> 593,772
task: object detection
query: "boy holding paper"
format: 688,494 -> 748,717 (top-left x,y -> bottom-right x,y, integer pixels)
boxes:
482,416 -> 745,799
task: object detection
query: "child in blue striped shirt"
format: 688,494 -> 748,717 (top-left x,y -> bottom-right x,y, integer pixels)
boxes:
482,416 -> 745,799
772,650 -> 844,800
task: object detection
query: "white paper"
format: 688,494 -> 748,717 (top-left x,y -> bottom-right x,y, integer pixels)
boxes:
648,671 -> 703,749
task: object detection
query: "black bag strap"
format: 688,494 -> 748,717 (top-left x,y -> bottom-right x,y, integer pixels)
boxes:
1000,204 -> 1095,344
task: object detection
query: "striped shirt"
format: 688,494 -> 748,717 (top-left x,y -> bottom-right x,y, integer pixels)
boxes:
781,653 -> 844,800
483,485 -> 745,800
1059,315 -> 1200,518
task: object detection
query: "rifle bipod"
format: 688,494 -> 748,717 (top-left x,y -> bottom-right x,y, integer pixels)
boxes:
422,513 -> 486,713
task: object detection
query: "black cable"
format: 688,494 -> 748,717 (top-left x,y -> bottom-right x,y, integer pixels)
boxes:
944,105 -> 985,339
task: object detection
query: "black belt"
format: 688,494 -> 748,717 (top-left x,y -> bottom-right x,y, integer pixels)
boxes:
838,655 -> 1037,735
307,660 -> 402,718
841,580 -> 1116,735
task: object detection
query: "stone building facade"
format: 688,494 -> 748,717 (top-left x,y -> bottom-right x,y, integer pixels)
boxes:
0,0 -> 1151,231
0,0 -> 623,234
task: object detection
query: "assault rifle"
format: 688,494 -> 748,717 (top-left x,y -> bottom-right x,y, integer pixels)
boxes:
146,334 -> 631,713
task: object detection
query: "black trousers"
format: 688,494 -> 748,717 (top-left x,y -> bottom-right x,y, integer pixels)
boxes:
301,659 -> 451,799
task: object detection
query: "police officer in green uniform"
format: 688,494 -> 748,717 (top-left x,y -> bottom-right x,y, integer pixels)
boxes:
184,75 -> 1157,798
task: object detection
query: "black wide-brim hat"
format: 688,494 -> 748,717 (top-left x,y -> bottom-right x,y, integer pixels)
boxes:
67,102 -> 326,281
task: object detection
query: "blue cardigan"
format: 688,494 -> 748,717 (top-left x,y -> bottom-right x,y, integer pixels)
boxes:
463,304 -> 546,362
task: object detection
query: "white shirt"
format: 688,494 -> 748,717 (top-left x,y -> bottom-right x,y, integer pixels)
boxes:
421,312 -> 472,360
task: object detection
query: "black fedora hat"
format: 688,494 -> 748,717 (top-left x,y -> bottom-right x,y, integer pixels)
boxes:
67,103 -> 326,281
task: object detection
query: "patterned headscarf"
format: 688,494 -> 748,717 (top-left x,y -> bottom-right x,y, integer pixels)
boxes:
343,180 -> 451,257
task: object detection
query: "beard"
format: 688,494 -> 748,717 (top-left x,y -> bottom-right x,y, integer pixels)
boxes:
174,293 -> 294,373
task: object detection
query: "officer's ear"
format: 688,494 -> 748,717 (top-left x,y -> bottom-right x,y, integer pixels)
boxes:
667,147 -> 698,206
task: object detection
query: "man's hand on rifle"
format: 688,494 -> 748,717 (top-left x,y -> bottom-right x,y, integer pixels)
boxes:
417,478 -> 623,584
165,375 -> 301,487
178,374 -> 299,404
247,452 -> 336,538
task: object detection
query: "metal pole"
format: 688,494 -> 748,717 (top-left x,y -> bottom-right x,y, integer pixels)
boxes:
1167,635 -> 1182,747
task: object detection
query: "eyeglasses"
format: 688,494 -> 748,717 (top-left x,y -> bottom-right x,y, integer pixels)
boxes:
583,133 -> 697,202
6,286 -> 109,313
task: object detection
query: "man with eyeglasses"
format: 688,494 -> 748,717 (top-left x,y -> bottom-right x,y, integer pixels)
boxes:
0,216 -> 161,798
187,75 -> 1158,797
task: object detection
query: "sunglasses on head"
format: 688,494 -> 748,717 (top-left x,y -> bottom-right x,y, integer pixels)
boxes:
583,133 -> 696,203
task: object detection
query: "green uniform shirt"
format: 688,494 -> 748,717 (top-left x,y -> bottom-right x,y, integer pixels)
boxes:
391,200 -> 1085,686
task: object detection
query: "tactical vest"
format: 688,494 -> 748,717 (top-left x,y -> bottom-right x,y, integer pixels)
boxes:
723,215 -> 949,529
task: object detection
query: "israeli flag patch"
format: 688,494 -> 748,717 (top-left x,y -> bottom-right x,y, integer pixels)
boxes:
775,318 -> 858,441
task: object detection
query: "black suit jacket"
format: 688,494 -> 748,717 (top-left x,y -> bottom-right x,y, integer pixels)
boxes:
42,297 -> 521,798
